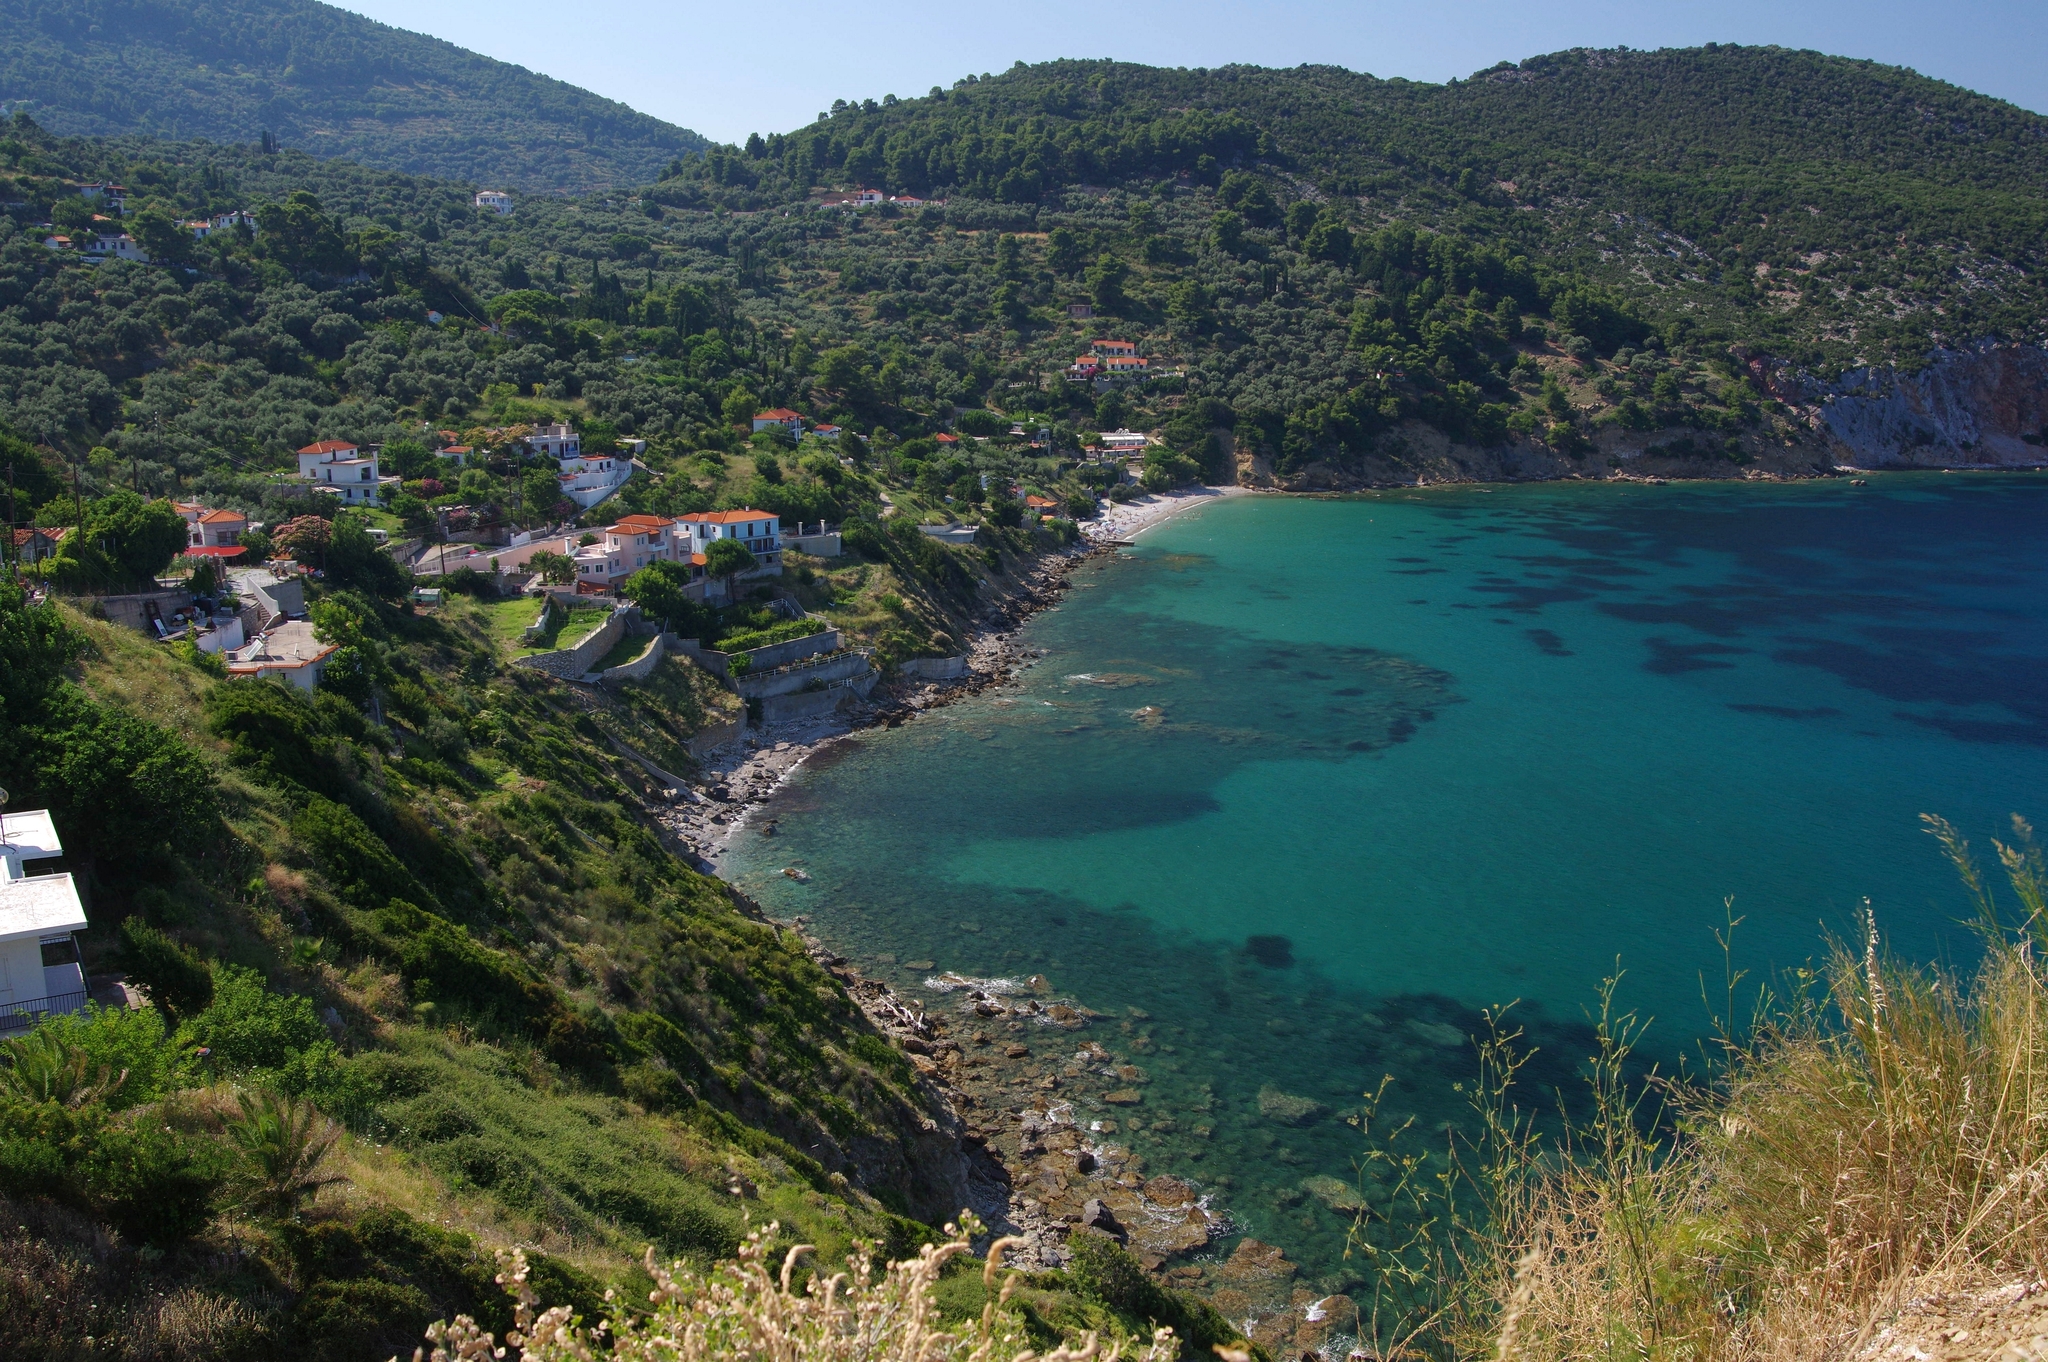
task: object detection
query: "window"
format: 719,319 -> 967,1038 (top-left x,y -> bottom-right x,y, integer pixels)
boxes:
40,937 -> 78,967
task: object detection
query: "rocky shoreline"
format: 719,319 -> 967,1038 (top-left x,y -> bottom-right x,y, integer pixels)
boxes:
649,541 -> 1094,869
790,938 -> 1356,1358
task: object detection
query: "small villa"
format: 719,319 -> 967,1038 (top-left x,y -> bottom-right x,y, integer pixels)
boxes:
0,806 -> 89,1029
297,440 -> 399,507
475,190 -> 513,215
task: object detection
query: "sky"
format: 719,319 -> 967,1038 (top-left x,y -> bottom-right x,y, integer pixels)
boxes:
333,0 -> 2048,144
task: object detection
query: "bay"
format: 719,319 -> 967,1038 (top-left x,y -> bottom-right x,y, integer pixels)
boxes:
726,474 -> 2048,1283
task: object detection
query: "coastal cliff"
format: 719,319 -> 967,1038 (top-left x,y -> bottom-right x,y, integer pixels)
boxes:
1760,342 -> 2048,468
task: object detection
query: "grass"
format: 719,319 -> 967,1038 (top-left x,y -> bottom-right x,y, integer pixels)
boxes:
1352,812 -> 2048,1362
457,595 -> 611,659
590,632 -> 655,673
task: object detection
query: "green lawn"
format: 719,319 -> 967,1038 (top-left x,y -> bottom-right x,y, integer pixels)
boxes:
467,596 -> 611,658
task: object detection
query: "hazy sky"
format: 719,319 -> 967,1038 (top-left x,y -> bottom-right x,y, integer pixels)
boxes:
333,0 -> 2048,144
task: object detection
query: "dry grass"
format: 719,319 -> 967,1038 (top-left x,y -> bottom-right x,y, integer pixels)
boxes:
409,1218 -> 1181,1362
1471,814 -> 2048,1362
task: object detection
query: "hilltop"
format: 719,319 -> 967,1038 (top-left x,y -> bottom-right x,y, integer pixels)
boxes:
0,0 -> 707,191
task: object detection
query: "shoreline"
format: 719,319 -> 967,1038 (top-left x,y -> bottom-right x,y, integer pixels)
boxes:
656,483 -> 1242,869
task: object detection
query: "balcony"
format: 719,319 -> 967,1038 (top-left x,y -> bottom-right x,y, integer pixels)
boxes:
0,990 -> 88,1031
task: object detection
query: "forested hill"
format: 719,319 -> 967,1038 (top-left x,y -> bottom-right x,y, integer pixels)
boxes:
697,46 -> 2048,365
0,0 -> 706,190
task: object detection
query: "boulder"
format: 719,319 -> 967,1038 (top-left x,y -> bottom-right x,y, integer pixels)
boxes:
1103,1088 -> 1143,1105
1080,1198 -> 1126,1242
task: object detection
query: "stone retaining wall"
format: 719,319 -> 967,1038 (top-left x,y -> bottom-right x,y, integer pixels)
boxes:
512,607 -> 626,678
897,655 -> 967,680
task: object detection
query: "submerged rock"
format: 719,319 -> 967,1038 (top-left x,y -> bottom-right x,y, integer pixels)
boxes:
1257,1085 -> 1327,1126
1301,1174 -> 1366,1212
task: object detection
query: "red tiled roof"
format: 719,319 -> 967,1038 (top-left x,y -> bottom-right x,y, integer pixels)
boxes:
753,408 -> 801,420
13,527 -> 66,547
934,433 -> 960,443
298,439 -> 356,455
679,510 -> 775,525
610,515 -> 674,530
182,545 -> 247,558
197,508 -> 246,523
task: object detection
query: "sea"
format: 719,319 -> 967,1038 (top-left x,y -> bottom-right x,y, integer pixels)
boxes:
726,474 -> 2048,1284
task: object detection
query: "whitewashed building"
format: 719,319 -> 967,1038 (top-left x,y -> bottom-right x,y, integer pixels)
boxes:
296,440 -> 399,506
0,807 -> 89,1028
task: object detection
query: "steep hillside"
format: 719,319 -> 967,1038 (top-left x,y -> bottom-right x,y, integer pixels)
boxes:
0,0 -> 706,190
708,47 -> 2048,369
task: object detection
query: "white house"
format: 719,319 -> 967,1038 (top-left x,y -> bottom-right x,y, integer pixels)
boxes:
224,621 -> 335,690
527,423 -> 580,459
0,807 -> 89,1027
475,190 -> 513,215
296,440 -> 399,506
1101,428 -> 1150,452
84,232 -> 148,264
76,182 -> 127,213
751,408 -> 804,437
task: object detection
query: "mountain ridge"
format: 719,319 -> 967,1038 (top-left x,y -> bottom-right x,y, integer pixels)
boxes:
0,0 -> 708,191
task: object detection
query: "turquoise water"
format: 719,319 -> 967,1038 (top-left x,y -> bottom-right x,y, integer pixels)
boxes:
728,476 -> 2048,1284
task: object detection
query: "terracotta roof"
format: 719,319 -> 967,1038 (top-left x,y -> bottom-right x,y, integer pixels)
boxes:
197,508 -> 246,523
13,527 -> 66,547
1025,495 -> 1058,508
934,433 -> 960,443
679,510 -> 775,525
610,515 -> 675,531
298,439 -> 357,455
753,408 -> 801,420
689,552 -> 708,565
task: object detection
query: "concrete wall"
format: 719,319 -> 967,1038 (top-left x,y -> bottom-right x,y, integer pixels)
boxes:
736,648 -> 871,699
898,655 -> 967,680
687,714 -> 747,757
730,627 -> 841,674
81,589 -> 191,635
600,631 -> 668,684
511,606 -> 627,679
785,530 -> 842,557
756,666 -> 879,725
670,637 -> 728,677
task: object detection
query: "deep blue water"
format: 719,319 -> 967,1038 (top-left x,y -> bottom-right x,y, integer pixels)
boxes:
728,475 -> 2048,1283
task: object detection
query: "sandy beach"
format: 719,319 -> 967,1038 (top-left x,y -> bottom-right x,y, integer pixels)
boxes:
1079,484 -> 1252,542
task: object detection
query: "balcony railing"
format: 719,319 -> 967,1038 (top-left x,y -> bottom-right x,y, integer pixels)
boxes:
0,990 -> 89,1031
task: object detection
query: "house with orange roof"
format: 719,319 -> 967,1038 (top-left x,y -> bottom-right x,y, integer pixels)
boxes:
568,514 -> 713,597
751,408 -> 804,437
176,504 -> 251,552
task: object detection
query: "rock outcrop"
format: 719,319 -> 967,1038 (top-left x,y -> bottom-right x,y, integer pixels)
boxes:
1761,342 -> 2048,468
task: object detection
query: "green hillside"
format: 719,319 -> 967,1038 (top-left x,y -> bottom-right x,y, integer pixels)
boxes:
699,47 -> 2048,365
0,0 -> 706,190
